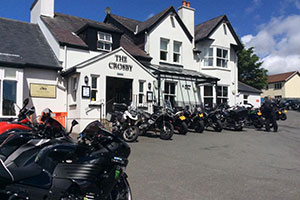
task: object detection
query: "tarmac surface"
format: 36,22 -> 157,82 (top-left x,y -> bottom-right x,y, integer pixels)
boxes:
126,111 -> 300,200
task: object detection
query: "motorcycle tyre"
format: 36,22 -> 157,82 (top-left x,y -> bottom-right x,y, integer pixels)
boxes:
179,122 -> 188,135
123,126 -> 139,143
213,120 -> 223,132
280,113 -> 287,121
195,121 -> 204,133
109,175 -> 132,200
160,122 -> 174,140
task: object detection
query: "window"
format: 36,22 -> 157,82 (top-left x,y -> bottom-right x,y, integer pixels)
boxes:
71,77 -> 78,91
204,86 -> 213,107
217,86 -> 228,105
274,83 -> 282,90
91,76 -> 98,101
275,95 -> 282,99
243,95 -> 249,104
204,48 -> 213,66
139,81 -> 145,104
164,81 -> 176,106
173,41 -> 181,63
97,32 -> 112,51
216,48 -> 228,68
3,80 -> 17,116
223,24 -> 227,35
160,38 -> 169,61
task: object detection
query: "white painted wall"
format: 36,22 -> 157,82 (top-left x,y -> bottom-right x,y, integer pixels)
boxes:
236,92 -> 261,108
146,14 -> 196,71
23,68 -> 67,117
196,22 -> 239,106
67,48 -> 156,131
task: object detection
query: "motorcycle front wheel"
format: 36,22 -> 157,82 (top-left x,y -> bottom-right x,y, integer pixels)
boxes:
123,126 -> 139,142
280,113 -> 287,121
195,121 -> 204,133
160,121 -> 174,140
109,176 -> 132,200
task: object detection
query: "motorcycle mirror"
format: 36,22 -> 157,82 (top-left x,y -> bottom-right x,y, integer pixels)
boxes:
68,120 -> 79,135
23,98 -> 29,107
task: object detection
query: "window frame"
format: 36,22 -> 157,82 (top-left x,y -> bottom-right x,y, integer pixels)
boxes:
173,41 -> 182,63
138,80 -> 145,104
203,48 -> 214,67
90,75 -> 99,102
216,48 -> 228,68
274,83 -> 282,90
204,85 -> 214,107
243,94 -> 249,105
160,38 -> 169,61
97,31 -> 112,51
216,85 -> 228,105
164,81 -> 176,106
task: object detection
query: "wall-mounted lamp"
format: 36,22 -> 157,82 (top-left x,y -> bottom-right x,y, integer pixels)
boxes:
84,76 -> 89,85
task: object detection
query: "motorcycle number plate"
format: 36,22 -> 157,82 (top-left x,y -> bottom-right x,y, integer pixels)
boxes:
284,110 -> 287,113
199,114 -> 204,118
257,112 -> 262,116
279,111 -> 282,114
179,116 -> 186,120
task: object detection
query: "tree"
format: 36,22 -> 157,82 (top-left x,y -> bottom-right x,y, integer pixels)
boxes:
238,46 -> 268,90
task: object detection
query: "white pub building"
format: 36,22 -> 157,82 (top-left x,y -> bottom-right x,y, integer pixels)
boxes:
1,0 -> 246,131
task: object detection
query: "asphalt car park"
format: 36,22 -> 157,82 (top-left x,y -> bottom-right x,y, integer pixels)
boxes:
127,111 -> 300,200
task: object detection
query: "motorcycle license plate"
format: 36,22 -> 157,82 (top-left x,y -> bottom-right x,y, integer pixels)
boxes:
179,116 -> 186,120
284,110 -> 287,113
199,113 -> 204,118
257,112 -> 262,116
279,111 -> 282,114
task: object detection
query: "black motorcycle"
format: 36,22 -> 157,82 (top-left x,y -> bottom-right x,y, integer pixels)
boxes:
202,106 -> 223,132
137,100 -> 174,140
244,104 -> 264,129
172,106 -> 188,135
0,120 -> 132,200
219,104 -> 248,131
183,106 -> 205,133
109,103 -> 139,143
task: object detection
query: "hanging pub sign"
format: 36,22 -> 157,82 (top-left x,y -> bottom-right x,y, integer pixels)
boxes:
109,55 -> 133,72
30,83 -> 56,98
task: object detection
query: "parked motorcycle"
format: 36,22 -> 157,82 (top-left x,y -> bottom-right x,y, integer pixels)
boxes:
109,103 -> 139,142
243,104 -> 264,129
0,98 -> 35,143
202,106 -> 223,132
137,100 -> 174,140
274,105 -> 287,121
0,120 -> 132,200
219,104 -> 248,131
172,107 -> 188,135
183,106 -> 205,133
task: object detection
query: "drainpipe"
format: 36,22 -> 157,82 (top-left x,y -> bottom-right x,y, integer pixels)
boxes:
157,73 -> 161,106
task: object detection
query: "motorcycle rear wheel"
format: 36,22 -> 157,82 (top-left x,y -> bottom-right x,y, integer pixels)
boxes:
280,113 -> 287,121
109,176 -> 132,200
160,122 -> 174,140
179,122 -> 188,135
213,120 -> 223,132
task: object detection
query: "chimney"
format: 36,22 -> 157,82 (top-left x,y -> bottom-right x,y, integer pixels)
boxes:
178,1 -> 195,39
30,0 -> 54,23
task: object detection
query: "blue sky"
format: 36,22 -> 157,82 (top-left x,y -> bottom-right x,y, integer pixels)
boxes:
1,0 -> 300,74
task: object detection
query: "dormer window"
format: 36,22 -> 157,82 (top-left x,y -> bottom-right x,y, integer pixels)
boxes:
97,32 -> 112,51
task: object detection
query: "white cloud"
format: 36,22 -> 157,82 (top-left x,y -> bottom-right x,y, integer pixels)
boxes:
242,15 -> 300,74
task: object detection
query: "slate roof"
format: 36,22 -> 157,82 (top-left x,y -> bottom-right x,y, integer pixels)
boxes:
41,13 -> 120,49
195,15 -> 242,49
41,13 -> 150,59
267,71 -> 299,83
0,17 -> 61,69
106,6 -> 193,41
238,81 -> 262,94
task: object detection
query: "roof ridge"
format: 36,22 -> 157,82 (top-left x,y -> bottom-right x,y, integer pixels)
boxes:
0,17 -> 34,26
110,14 -> 142,24
54,12 -> 110,26
268,71 -> 297,77
195,14 -> 225,28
